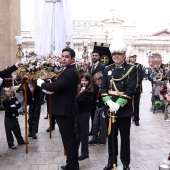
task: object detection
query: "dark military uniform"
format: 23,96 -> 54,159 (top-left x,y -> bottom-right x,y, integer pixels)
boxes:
133,63 -> 143,124
101,62 -> 137,167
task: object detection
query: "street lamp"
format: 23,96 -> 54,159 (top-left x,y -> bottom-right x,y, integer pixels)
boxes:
146,50 -> 152,67
65,34 -> 72,48
15,36 -> 24,60
82,39 -> 89,63
105,31 -> 109,44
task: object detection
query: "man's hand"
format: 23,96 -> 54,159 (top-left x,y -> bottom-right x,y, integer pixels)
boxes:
15,61 -> 23,68
15,101 -> 19,104
106,100 -> 120,113
0,78 -> 3,86
37,78 -> 45,87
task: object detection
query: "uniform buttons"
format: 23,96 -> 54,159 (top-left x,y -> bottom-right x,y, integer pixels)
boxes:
124,68 -> 125,70
121,82 -> 123,84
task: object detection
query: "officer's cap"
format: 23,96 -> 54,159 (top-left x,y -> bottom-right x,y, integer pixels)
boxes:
126,45 -> 137,58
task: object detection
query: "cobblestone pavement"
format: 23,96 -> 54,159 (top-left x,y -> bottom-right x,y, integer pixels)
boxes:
0,80 -> 170,170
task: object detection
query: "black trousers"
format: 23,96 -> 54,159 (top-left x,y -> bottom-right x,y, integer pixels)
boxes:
28,101 -> 41,134
90,99 -> 96,131
75,112 -> 90,156
133,93 -> 140,123
106,117 -> 131,166
92,107 -> 107,143
56,115 -> 79,170
5,117 -> 24,147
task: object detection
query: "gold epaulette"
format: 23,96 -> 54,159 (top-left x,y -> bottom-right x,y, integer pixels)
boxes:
105,63 -> 114,68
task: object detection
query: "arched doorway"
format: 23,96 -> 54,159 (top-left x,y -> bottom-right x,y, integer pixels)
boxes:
150,53 -> 162,67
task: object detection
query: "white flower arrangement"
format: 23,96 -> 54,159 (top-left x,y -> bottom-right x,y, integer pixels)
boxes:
18,55 -> 86,80
23,55 -> 63,74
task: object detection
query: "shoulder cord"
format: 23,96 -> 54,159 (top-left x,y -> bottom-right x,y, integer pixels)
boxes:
110,65 -> 135,95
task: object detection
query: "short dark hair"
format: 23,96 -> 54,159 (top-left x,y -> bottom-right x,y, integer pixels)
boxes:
92,50 -> 100,56
62,48 -> 75,58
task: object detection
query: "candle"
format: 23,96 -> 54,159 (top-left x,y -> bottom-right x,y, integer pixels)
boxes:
66,35 -> 72,42
83,39 -> 88,46
15,36 -> 22,45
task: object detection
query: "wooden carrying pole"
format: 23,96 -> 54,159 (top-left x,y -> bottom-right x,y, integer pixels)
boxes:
23,79 -> 28,154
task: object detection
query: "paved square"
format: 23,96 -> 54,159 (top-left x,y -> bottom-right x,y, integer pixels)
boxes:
0,80 -> 170,170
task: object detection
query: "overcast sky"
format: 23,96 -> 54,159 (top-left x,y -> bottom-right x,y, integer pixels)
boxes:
21,0 -> 170,34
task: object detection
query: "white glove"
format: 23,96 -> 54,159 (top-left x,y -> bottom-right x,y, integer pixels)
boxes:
0,78 -> 3,86
37,78 -> 45,87
10,104 -> 16,107
15,101 -> 19,104
106,100 -> 120,113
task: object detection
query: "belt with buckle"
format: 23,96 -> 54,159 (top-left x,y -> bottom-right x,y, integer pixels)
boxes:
108,90 -> 124,96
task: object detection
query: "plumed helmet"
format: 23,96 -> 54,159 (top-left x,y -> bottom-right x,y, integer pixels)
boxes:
126,45 -> 137,58
109,29 -> 127,54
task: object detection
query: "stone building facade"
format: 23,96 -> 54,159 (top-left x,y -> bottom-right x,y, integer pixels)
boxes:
0,1 -> 21,70
22,17 -> 170,68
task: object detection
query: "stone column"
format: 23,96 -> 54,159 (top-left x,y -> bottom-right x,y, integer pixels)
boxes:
0,0 -> 21,70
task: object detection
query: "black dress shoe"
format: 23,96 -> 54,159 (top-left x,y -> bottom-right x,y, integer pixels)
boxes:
89,131 -> 93,136
135,122 -> 140,126
18,141 -> 29,145
18,142 -> 26,145
103,164 -> 113,170
28,133 -> 32,137
46,127 -> 55,132
32,134 -> 37,139
78,155 -> 89,161
61,165 -> 79,170
61,165 -> 65,169
123,165 -> 130,170
44,116 -> 48,119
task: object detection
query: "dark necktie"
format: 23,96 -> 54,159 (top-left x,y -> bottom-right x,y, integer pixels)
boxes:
91,65 -> 95,74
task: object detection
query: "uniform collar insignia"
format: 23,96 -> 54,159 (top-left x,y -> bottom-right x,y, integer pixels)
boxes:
115,62 -> 125,69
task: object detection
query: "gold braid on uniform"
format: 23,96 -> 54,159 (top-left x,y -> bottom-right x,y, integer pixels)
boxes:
107,65 -> 135,135
107,111 -> 117,135
135,64 -> 139,88
110,65 -> 135,95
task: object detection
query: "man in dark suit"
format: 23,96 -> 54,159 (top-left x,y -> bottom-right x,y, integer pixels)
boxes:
101,35 -> 137,170
37,48 -> 80,170
0,62 -> 22,85
88,50 -> 105,135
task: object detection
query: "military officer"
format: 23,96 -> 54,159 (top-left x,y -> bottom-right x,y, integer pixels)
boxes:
127,49 -> 143,126
101,33 -> 137,170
